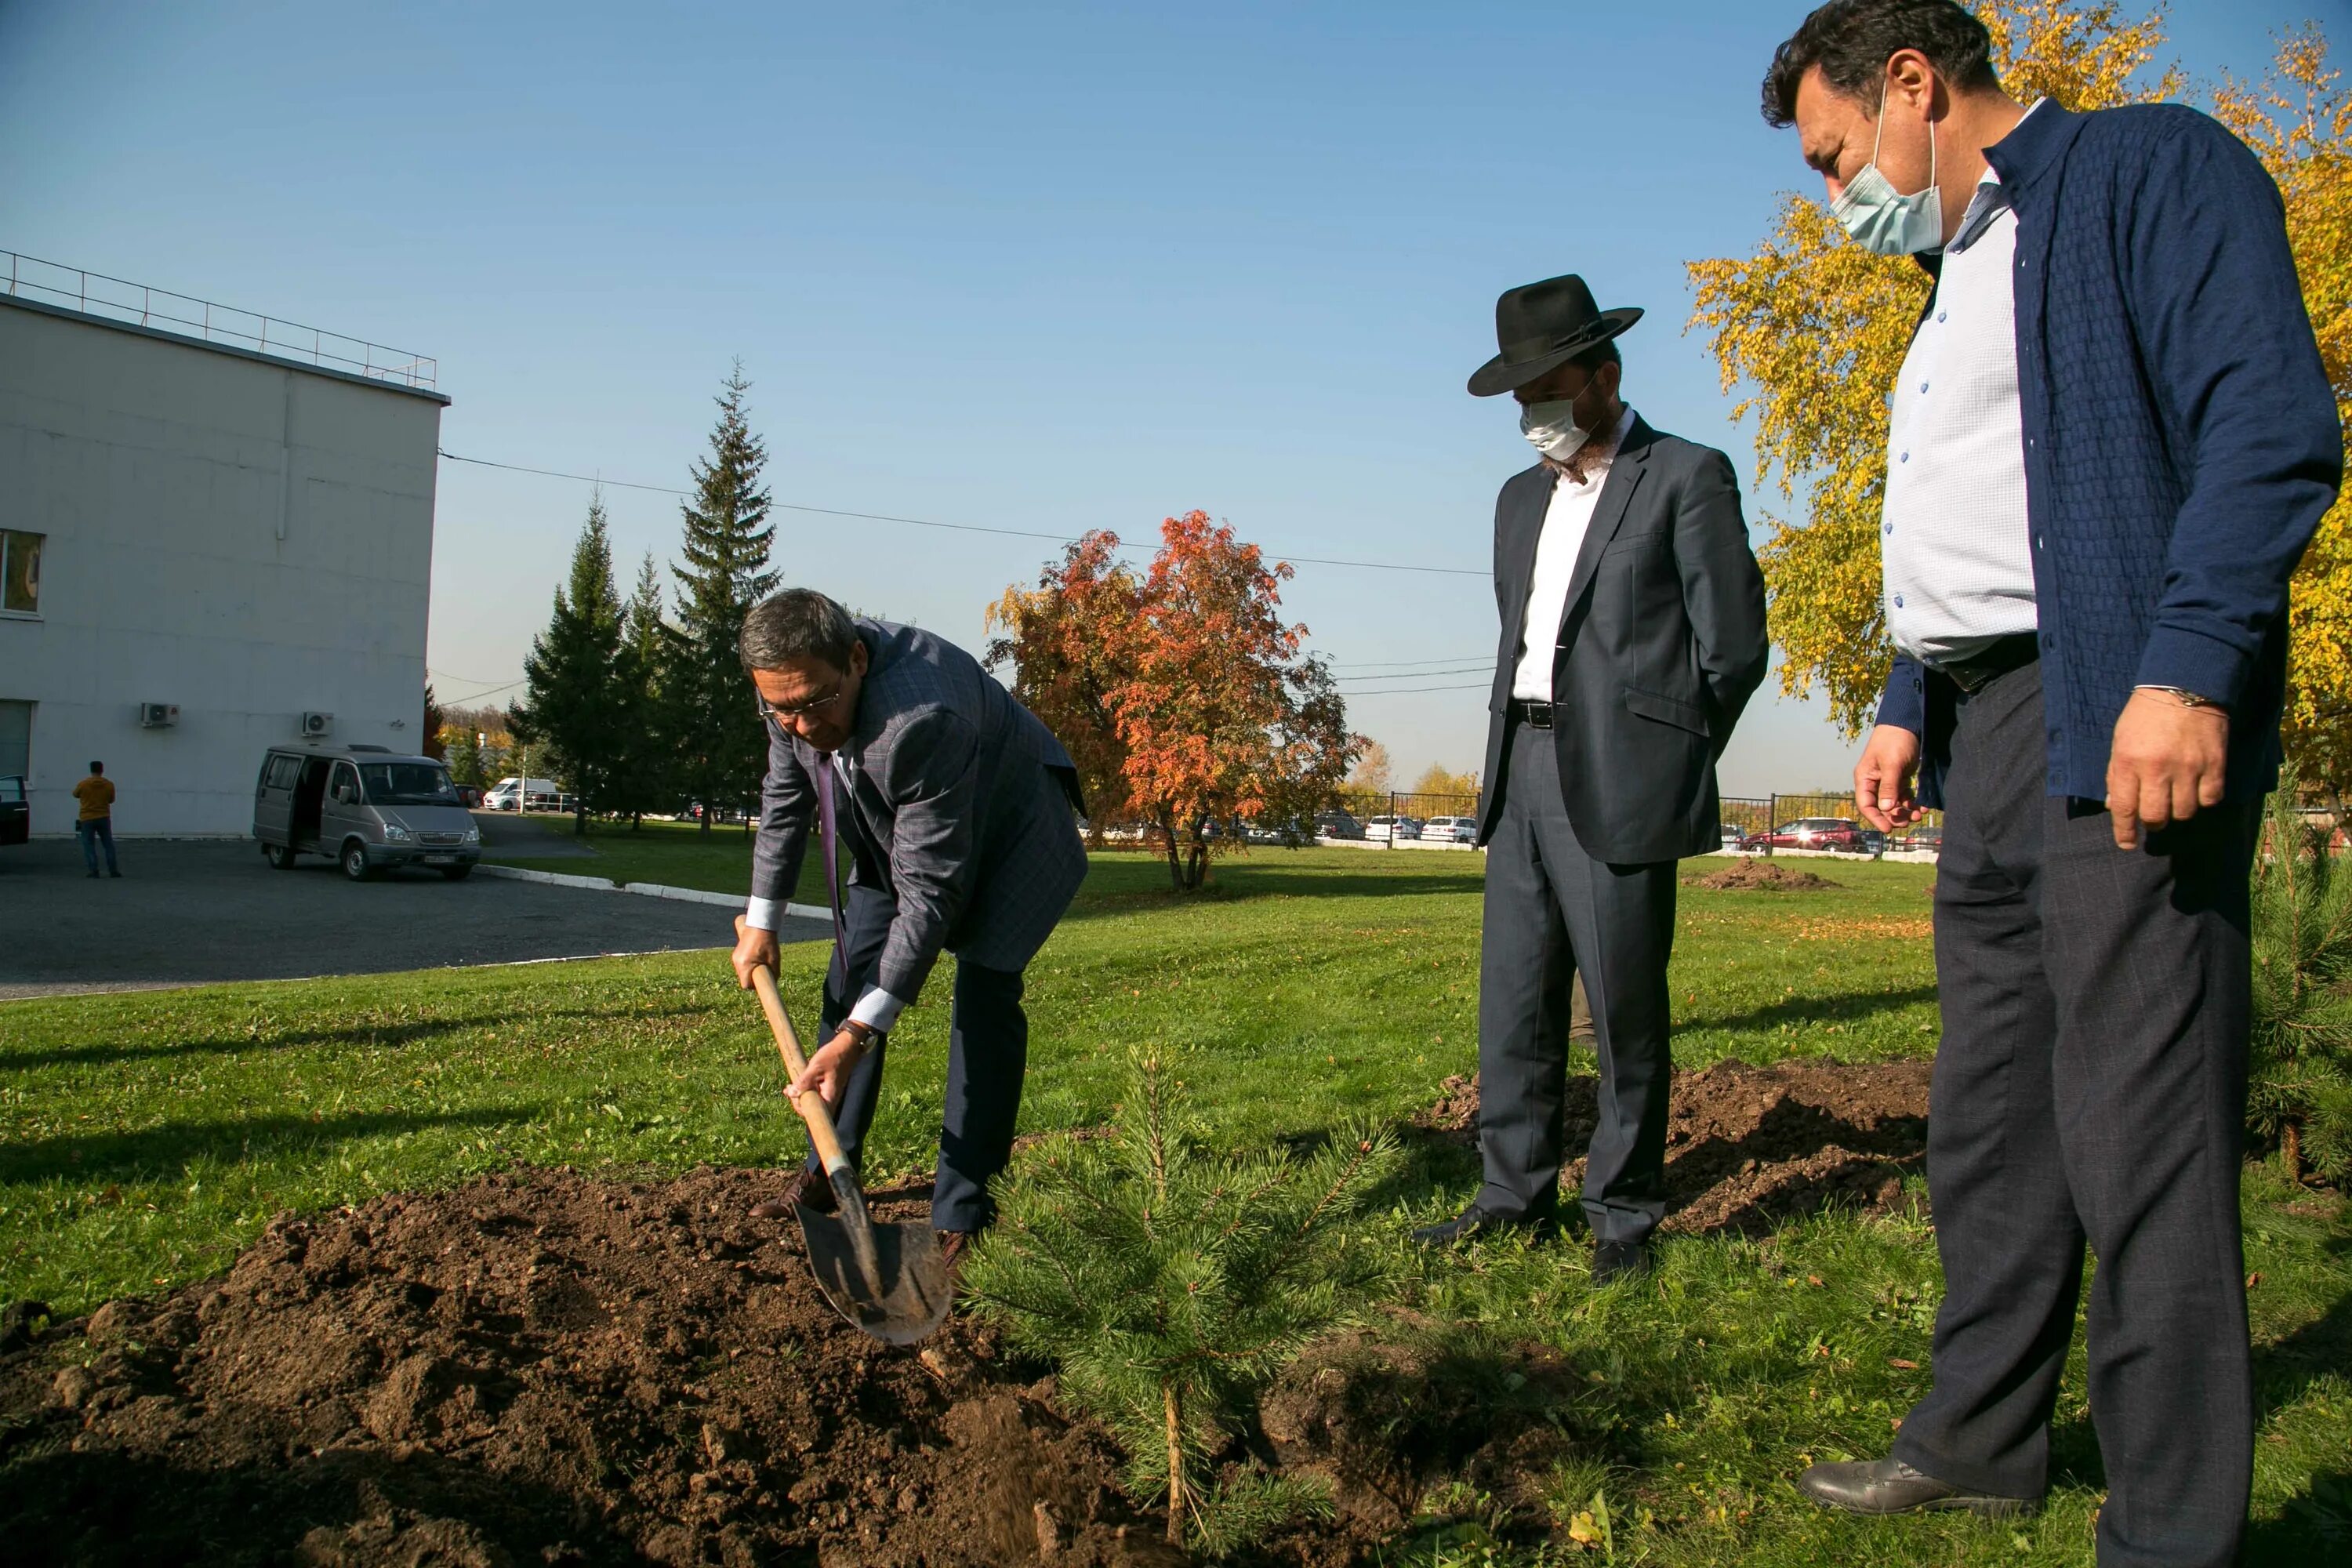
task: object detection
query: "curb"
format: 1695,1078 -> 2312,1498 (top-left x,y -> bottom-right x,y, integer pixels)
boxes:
474,864 -> 616,892
475,863 -> 833,921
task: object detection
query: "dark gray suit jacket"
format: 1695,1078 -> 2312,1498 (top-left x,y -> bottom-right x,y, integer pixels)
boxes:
1477,416 -> 1769,863
751,619 -> 1086,997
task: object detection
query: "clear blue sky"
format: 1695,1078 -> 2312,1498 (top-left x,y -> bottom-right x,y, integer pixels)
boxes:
2,0 -> 2334,793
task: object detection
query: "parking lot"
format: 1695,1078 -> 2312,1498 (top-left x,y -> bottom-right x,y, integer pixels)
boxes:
0,837 -> 826,1000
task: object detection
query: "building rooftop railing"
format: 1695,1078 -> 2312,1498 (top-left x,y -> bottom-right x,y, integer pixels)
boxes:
2,249 -> 437,390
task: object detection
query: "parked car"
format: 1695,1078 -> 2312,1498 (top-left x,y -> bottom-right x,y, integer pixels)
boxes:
1740,817 -> 1867,852
252,744 -> 480,880
452,783 -> 485,808
485,775 -> 564,811
0,775 -> 26,848
1245,818 -> 1311,847
1897,823 -> 1944,852
1421,815 -> 1479,844
1719,822 -> 1744,848
1364,815 -> 1421,843
1315,811 -> 1366,841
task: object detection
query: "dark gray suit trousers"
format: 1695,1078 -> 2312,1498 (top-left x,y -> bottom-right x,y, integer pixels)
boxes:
1477,722 -> 1679,1242
1890,662 -> 2256,1568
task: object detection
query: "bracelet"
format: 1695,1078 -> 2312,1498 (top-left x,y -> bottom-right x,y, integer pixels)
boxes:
2136,684 -> 2223,710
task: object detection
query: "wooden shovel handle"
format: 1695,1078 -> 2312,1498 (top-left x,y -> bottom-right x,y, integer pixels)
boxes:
750,964 -> 856,1179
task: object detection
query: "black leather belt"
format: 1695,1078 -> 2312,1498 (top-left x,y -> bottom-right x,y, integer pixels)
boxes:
1509,699 -> 1553,730
1936,632 -> 2041,695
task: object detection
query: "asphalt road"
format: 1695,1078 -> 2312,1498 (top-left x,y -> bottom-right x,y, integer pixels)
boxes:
0,837 -> 826,1001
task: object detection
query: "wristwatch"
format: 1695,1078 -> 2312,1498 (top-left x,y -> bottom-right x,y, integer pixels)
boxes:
2136,685 -> 2224,710
838,1018 -> 879,1054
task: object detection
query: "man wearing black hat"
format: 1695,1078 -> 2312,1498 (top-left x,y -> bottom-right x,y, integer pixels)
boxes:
1413,275 -> 1769,1282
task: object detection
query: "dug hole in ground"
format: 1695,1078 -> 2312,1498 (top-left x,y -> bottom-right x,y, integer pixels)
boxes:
0,1059 -> 1932,1566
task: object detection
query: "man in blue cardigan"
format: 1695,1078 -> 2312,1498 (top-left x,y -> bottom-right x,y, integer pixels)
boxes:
1760,3 -> 2341,1563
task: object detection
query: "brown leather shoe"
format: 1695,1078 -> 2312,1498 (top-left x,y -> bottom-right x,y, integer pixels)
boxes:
750,1167 -> 836,1221
937,1229 -> 973,1276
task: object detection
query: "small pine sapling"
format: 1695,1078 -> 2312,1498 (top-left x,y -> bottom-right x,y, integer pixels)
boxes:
2250,779 -> 2352,1185
963,1052 -> 1400,1551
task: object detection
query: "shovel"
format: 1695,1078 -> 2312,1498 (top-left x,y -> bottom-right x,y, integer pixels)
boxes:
748,964 -> 952,1345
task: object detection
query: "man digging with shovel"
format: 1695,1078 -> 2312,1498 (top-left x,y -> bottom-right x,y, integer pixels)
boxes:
729,589 -> 1087,1279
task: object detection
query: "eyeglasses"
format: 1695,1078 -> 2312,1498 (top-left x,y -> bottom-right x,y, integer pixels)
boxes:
756,678 -> 847,724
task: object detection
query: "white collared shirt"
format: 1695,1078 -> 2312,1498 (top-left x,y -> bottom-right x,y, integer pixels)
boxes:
745,750 -> 907,1035
1511,405 -> 1638,702
1881,108 -> 2043,665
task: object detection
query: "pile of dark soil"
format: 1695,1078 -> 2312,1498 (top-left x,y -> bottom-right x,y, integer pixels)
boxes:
0,1167 -> 1169,1568
1416,1057 -> 1931,1234
1684,858 -> 1838,891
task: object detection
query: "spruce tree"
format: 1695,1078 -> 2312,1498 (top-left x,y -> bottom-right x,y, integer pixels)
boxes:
510,490 -> 629,835
669,364 -> 779,833
2250,775 -> 2352,1184
612,550 -> 673,829
965,1054 -> 1398,1552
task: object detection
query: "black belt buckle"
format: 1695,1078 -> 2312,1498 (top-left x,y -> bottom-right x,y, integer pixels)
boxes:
1517,699 -> 1552,731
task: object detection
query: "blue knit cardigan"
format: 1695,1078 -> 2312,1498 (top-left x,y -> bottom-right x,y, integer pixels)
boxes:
1875,101 -> 2341,807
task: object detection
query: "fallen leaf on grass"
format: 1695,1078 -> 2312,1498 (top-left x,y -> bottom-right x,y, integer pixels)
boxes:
1806,1275 -> 1824,1287
1888,1357 -> 1920,1370
2245,1272 -> 2262,1290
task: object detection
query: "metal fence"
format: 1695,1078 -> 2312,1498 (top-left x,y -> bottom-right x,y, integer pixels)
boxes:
1334,789 -> 1482,826
1719,793 -> 1944,855
1086,789 -> 1956,855
2,248 -> 438,390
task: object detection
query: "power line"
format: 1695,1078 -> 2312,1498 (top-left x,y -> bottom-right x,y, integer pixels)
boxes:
436,448 -> 1486,578
1339,681 -> 1491,696
1322,652 -> 1493,668
1331,663 -> 1488,683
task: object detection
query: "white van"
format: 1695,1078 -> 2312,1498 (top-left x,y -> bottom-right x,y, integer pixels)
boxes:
252,745 -> 481,880
484,776 -> 563,812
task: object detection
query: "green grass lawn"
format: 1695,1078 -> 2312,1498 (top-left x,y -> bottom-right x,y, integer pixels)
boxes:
2,848 -> 2343,1563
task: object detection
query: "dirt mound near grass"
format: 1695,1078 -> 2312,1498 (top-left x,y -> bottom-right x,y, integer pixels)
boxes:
1417,1057 -> 1932,1234
1684,858 -> 1838,891
0,1166 -> 1169,1568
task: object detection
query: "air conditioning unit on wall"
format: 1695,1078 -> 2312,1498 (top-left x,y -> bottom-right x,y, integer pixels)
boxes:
138,702 -> 180,728
300,711 -> 334,738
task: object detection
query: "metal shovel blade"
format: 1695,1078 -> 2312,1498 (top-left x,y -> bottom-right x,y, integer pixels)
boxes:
795,1203 -> 953,1345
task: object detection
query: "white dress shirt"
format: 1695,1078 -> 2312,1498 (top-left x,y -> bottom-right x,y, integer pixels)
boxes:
1512,405 -> 1638,702
745,750 -> 908,1035
1881,107 -> 2043,666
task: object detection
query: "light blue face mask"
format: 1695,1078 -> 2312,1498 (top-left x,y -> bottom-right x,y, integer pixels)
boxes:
1830,82 -> 1943,256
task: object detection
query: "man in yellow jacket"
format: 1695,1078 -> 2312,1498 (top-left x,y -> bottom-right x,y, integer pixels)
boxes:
71,760 -> 120,879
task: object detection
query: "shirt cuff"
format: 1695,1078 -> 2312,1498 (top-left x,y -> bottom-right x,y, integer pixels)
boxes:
850,988 -> 908,1034
744,895 -> 781,932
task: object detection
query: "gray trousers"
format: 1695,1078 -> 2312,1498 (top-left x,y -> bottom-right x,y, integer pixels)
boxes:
1891,662 -> 2256,1568
1476,723 -> 1678,1242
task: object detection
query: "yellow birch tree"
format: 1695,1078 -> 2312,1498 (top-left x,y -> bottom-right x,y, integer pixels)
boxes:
2215,31 -> 2352,791
1686,4 -> 2350,789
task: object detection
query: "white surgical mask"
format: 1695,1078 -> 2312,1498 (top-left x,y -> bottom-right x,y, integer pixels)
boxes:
1519,389 -> 1595,463
1830,82 -> 1944,256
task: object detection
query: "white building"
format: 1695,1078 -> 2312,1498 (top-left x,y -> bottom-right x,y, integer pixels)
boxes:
0,256 -> 449,837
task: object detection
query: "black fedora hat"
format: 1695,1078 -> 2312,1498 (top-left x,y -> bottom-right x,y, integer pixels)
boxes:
1467,274 -> 1643,397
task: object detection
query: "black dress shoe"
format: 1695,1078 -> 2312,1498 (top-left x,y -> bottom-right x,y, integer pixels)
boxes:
1591,1238 -> 1654,1284
750,1167 -> 837,1221
1796,1457 -> 2037,1518
1411,1203 -> 1558,1247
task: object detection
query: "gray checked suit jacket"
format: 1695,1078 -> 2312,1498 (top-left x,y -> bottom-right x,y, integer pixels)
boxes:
1476,415 -> 1769,863
750,619 -> 1087,998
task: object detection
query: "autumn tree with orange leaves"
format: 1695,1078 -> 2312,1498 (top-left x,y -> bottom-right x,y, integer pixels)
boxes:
988,512 -> 1362,891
